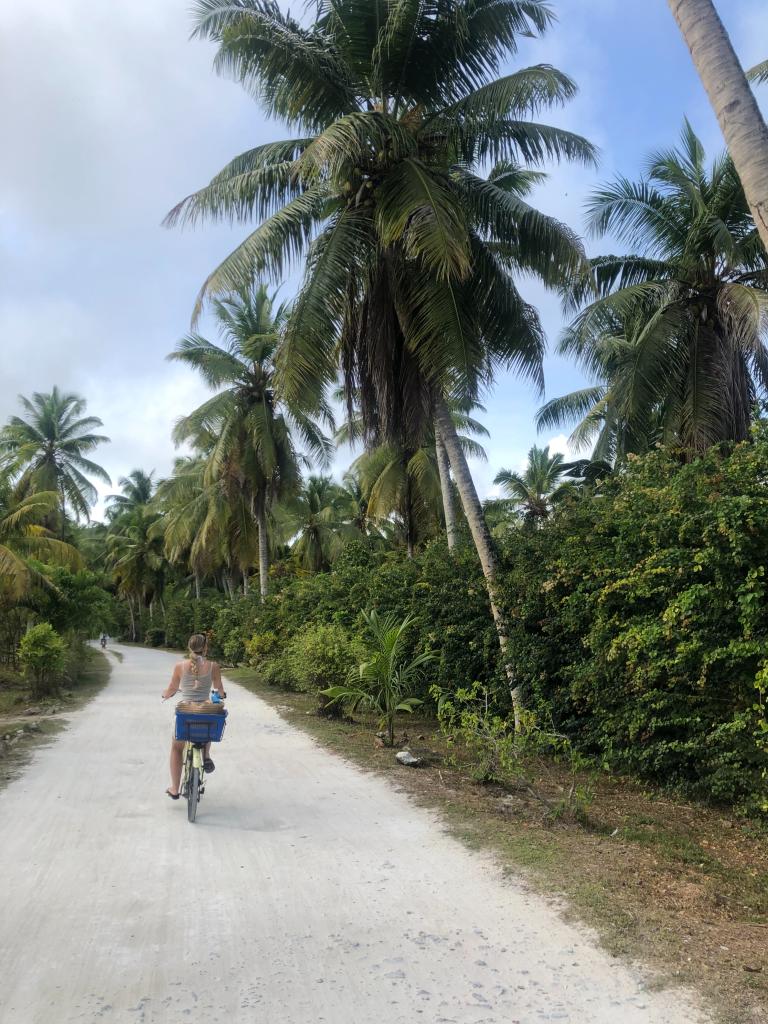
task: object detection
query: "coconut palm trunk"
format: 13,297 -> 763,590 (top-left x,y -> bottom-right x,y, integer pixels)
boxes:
127,596 -> 136,642
404,474 -> 415,560
668,0 -> 768,249
433,397 -> 523,730
256,494 -> 269,602
194,571 -> 201,601
435,428 -> 458,552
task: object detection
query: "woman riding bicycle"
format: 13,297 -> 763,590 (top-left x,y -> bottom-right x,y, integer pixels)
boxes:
161,633 -> 226,800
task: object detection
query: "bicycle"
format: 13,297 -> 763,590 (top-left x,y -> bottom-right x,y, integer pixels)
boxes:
175,695 -> 228,823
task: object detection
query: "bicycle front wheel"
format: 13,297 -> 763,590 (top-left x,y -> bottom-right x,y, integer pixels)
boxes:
187,767 -> 200,823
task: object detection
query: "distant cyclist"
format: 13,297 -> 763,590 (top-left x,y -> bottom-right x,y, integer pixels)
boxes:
99,633 -> 108,649
161,633 -> 226,800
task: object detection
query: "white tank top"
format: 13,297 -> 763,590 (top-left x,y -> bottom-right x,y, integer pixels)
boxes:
178,657 -> 214,703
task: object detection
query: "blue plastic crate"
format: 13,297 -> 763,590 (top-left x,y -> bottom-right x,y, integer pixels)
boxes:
175,710 -> 228,743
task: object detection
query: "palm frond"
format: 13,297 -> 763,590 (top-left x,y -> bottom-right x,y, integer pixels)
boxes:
376,158 -> 471,280
190,184 -> 331,322
747,59 -> 768,86
164,139 -> 313,228
193,0 -> 358,132
535,386 -> 607,432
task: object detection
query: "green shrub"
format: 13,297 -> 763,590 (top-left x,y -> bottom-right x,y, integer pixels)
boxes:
163,596 -> 197,649
223,633 -> 246,667
245,630 -> 282,668
148,431 -> 768,815
18,624 -> 66,699
435,682 -> 595,821
499,431 -> 768,814
163,593 -> 227,650
211,599 -> 259,664
144,627 -> 165,648
286,623 -> 360,712
31,566 -> 119,637
260,660 -> 294,690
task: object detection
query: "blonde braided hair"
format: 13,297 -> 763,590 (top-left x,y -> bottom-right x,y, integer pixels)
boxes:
187,633 -> 207,678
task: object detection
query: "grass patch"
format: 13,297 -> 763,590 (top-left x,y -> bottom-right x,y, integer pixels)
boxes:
228,666 -> 768,1024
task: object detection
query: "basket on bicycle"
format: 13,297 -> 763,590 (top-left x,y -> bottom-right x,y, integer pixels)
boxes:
175,708 -> 228,743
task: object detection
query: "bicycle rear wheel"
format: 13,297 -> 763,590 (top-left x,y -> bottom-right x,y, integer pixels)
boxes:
187,767 -> 200,822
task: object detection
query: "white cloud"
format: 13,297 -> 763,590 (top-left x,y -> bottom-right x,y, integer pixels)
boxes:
545,433 -> 576,459
0,0 -> 254,233
87,368 -> 212,517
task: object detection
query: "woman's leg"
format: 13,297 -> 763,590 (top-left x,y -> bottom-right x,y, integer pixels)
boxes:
169,739 -> 185,794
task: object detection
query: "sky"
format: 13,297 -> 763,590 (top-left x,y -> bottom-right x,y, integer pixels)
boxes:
1,0 -> 767,521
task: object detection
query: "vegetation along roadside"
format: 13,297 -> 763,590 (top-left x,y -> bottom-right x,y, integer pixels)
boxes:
230,666 -> 767,1024
0,646 -> 112,795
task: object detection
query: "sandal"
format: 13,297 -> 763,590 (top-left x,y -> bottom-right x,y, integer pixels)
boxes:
203,758 -> 215,773
166,788 -> 180,800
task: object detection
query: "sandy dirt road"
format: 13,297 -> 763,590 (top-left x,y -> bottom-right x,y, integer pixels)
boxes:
0,644 -> 707,1024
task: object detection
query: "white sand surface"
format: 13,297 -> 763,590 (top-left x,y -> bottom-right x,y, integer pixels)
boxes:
0,644 -> 708,1023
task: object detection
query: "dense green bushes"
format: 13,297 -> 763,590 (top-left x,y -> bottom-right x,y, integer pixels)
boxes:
498,433 -> 768,814
33,566 -> 118,637
143,627 -> 165,647
142,434 -> 768,814
1,563 -> 119,702
228,541 -> 501,702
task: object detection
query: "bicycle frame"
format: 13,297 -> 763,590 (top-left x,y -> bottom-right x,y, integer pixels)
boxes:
181,742 -> 207,821
183,742 -> 205,776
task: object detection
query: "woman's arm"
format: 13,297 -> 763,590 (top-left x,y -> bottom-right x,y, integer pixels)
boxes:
212,663 -> 226,697
162,664 -> 182,700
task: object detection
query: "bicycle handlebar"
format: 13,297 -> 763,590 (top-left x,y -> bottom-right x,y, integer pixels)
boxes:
161,691 -> 227,701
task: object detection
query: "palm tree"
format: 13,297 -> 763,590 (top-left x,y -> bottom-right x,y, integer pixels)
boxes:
338,467 -> 370,536
169,283 -> 331,599
0,387 -> 110,529
280,475 -> 355,573
350,406 -> 488,556
323,610 -> 432,746
155,442 -> 280,601
71,521 -> 110,571
105,470 -> 155,522
667,0 -> 768,251
353,444 -> 441,558
747,60 -> 768,87
0,478 -> 82,601
536,312 -> 673,463
560,458 -> 614,490
167,0 -> 594,725
106,505 -> 167,639
493,445 -> 570,523
547,123 -> 768,455
152,456 -> 218,598
336,391 -> 486,551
